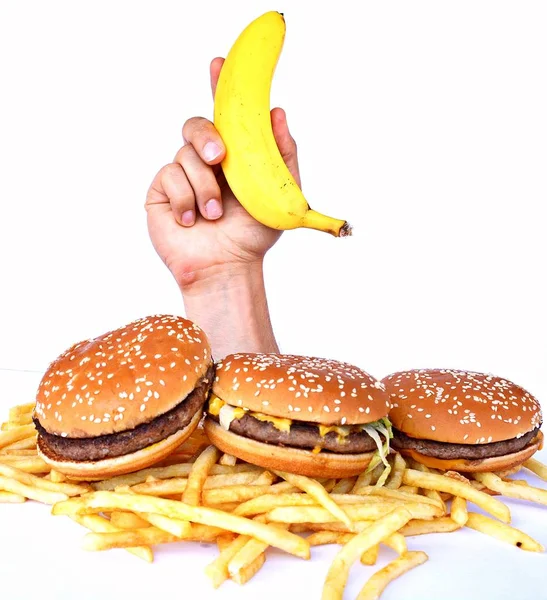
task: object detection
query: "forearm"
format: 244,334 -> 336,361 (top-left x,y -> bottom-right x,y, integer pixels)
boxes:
181,261 -> 279,360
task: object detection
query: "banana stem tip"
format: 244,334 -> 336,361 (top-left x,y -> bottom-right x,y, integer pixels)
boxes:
339,222 -> 353,237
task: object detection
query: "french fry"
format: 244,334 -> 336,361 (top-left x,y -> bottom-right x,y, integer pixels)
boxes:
465,512 -> 544,552
0,456 -> 50,474
298,521 -> 373,533
359,486 -> 444,509
252,471 -> 276,486
71,515 -> 153,562
130,478 -> 187,496
423,489 -> 446,514
369,463 -> 387,486
0,463 -> 89,496
331,477 -> 357,495
231,552 -> 266,585
203,482 -> 296,506
0,449 -> 37,456
219,453 -> 237,467
205,535 -> 251,588
321,507 -> 414,600
267,505 -> 388,524
52,491 -> 310,559
140,513 -> 193,537
273,470 -> 352,527
402,469 -> 511,523
360,544 -> 379,566
398,486 -> 419,494
469,480 -> 500,496
216,532 -> 237,551
322,479 -> 338,493
268,502 -> 439,525
307,531 -> 355,546
400,516 -> 461,536
49,470 -> 66,483
188,523 -> 225,542
351,470 -> 372,493
8,403 -> 35,421
228,521 -> 289,577
0,475 -> 67,504
356,551 -> 429,600
0,490 -> 26,503
0,425 -> 36,450
524,458 -> 547,482
383,531 -> 407,555
1,437 -> 37,451
385,453 -> 406,490
82,526 -> 190,550
183,445 -> 220,506
450,497 -> 468,526
205,472 -> 263,488
92,463 -> 262,491
233,493 -> 387,518
8,413 -> 33,426
474,472 -> 547,506
206,502 -> 241,512
3,417 -> 33,429
110,511 -> 150,530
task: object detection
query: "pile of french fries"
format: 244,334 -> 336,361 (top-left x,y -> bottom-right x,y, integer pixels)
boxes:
2,401 -> 547,599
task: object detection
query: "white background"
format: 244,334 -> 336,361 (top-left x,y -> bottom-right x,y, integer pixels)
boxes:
0,1 -> 546,599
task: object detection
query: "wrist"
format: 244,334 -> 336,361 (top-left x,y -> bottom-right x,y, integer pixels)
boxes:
180,260 -> 279,360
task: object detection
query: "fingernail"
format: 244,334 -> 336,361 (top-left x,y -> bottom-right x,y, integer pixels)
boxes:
203,141 -> 222,162
181,210 -> 195,226
205,199 -> 223,219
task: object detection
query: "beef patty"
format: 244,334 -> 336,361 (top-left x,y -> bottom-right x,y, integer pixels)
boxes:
208,413 -> 381,454
34,368 -> 212,462
392,427 -> 540,460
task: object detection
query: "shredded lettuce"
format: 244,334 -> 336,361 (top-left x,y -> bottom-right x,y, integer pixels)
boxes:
362,417 -> 393,486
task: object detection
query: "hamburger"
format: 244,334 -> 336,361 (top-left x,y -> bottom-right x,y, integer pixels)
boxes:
203,353 -> 393,478
382,368 -> 543,473
33,314 -> 213,480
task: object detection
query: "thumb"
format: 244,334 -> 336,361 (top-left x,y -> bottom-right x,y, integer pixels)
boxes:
271,107 -> 301,188
210,57 -> 224,99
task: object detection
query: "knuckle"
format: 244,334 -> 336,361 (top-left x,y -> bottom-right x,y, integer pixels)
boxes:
182,116 -> 210,139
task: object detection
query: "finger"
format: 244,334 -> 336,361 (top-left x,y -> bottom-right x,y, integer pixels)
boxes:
157,163 -> 197,226
175,144 -> 223,220
271,107 -> 301,188
182,116 -> 225,165
210,57 -> 225,99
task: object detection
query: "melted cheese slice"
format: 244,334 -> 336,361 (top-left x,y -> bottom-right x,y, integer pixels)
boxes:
207,394 -> 363,439
208,394 -> 292,432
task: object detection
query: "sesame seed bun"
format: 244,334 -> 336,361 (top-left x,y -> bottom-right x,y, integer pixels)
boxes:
35,314 -> 211,436
382,368 -> 543,473
33,314 -> 213,478
37,410 -> 202,481
203,419 -> 375,478
213,353 -> 390,425
384,368 -> 542,444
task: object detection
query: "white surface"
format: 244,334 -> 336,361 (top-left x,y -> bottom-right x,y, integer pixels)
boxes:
1,370 -> 546,600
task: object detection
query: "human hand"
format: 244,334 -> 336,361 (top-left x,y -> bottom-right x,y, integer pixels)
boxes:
145,57 -> 301,290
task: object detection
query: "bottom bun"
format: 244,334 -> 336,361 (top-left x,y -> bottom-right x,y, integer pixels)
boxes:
400,431 -> 544,473
37,410 -> 202,481
203,418 -> 374,478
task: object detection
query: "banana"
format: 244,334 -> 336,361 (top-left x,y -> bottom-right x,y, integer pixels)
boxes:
214,11 -> 351,237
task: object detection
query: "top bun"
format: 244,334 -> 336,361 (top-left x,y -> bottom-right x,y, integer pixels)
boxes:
34,314 -> 212,437
213,353 -> 390,426
383,368 -> 542,444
